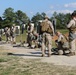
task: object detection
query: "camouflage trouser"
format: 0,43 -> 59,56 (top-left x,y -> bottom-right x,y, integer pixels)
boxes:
10,33 -> 16,43
69,32 -> 76,53
27,33 -> 33,47
6,33 -> 10,42
41,32 -> 52,55
69,38 -> 76,52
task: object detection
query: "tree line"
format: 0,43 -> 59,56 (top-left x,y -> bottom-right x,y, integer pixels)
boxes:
0,7 -> 76,29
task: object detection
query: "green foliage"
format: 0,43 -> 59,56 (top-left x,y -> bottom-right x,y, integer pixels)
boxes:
52,12 -> 71,29
2,7 -> 15,27
0,7 -> 75,29
15,10 -> 29,25
0,17 -> 3,28
31,12 -> 46,27
1,7 -> 29,28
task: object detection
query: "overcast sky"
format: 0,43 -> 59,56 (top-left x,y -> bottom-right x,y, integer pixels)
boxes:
0,0 -> 76,18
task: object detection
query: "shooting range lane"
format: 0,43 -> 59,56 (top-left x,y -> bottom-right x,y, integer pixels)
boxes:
0,43 -> 76,67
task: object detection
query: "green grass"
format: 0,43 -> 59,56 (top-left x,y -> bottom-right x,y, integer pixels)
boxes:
0,54 -> 76,75
0,48 -> 31,75
0,46 -> 76,75
57,29 -> 69,34
16,31 -> 27,42
2,30 -> 27,43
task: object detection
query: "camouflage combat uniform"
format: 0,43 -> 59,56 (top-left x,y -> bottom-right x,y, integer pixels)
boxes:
67,13 -> 76,56
41,16 -> 54,57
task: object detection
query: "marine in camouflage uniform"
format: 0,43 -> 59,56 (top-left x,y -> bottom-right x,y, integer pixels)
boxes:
55,31 -> 69,55
27,22 -> 34,48
5,27 -> 11,43
41,16 -> 54,57
67,12 -> 76,56
10,24 -> 16,44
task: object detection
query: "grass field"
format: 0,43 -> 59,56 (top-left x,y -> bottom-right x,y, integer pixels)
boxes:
2,30 -> 27,43
0,47 -> 76,75
57,29 -> 69,34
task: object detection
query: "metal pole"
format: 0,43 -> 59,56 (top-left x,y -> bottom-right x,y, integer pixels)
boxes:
52,18 -> 56,34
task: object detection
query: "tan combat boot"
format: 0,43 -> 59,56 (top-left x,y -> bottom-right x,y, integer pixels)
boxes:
48,54 -> 51,57
67,52 -> 75,56
41,54 -> 45,57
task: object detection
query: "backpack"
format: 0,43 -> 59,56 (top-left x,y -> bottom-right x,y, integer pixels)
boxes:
41,20 -> 53,34
61,34 -> 69,49
61,34 -> 68,44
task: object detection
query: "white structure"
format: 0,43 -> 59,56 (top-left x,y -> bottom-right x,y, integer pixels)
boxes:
15,26 -> 20,35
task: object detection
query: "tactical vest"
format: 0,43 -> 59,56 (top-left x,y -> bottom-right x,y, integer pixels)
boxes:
41,20 -> 53,34
69,20 -> 76,33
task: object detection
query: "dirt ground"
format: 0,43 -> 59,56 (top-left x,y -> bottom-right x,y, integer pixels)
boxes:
0,41 -> 76,67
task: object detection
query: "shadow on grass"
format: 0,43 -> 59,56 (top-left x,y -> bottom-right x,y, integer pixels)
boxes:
7,51 -> 42,57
